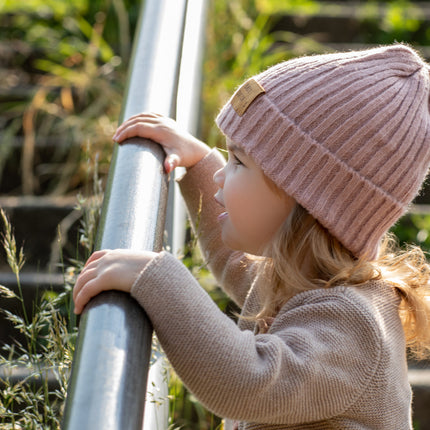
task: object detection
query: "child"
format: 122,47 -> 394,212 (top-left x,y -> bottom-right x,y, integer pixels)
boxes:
73,44 -> 430,429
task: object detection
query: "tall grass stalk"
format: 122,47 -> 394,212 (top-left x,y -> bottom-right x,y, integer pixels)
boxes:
0,156 -> 105,427
0,209 -> 78,428
1,210 -> 26,325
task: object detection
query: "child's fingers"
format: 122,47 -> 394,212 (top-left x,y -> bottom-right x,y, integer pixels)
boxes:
83,250 -> 109,268
113,122 -> 152,143
74,278 -> 105,315
73,262 -> 114,314
73,250 -> 109,302
164,153 -> 181,173
113,113 -> 165,142
115,114 -> 157,136
73,267 -> 98,302
122,112 -> 162,123
116,112 -> 161,131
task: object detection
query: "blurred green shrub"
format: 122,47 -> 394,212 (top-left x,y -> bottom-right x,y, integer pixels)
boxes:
1,0 -> 430,427
0,0 -> 141,195
392,212 -> 430,254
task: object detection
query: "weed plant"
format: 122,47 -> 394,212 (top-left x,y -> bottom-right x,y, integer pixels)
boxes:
0,148 -> 101,428
1,0 -> 430,428
0,208 -> 75,428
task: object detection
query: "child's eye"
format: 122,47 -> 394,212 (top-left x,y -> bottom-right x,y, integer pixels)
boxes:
233,154 -> 243,166
227,148 -> 245,167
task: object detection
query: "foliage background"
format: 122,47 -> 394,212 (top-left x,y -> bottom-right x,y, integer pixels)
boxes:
1,0 -> 430,428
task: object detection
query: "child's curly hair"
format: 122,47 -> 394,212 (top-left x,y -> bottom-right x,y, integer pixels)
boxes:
257,204 -> 430,360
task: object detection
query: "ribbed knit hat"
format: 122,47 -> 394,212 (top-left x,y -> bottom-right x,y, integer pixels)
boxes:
216,44 -> 430,259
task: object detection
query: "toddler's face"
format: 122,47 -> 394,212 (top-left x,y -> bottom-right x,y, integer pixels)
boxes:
213,139 -> 295,255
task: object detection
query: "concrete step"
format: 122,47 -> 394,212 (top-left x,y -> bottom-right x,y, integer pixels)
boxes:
270,1 -> 430,43
0,195 -> 82,271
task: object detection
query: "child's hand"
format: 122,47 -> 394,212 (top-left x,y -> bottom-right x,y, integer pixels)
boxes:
113,112 -> 210,173
73,249 -> 157,314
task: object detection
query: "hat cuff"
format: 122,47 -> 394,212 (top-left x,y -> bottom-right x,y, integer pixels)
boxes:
216,95 -> 405,259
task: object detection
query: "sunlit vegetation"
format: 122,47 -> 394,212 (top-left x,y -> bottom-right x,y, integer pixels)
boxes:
1,0 -> 430,428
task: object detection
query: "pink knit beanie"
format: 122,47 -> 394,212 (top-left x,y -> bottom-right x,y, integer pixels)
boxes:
216,44 -> 430,260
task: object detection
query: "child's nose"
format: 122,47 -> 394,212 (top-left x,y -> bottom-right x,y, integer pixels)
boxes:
213,167 -> 225,188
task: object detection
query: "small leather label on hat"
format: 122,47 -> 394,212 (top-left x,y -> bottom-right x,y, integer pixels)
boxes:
231,78 -> 265,116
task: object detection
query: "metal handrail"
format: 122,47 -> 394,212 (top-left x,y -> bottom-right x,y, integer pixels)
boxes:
142,1 -> 208,429
61,0 -> 203,428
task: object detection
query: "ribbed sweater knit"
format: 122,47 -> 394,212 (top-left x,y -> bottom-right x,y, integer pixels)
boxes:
131,149 -> 412,429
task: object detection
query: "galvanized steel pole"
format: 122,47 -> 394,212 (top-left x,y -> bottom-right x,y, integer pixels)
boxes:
62,0 -> 188,428
142,0 -> 208,428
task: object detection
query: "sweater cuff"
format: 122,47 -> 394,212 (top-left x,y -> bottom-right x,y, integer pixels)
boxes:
130,251 -> 201,316
131,251 -> 176,306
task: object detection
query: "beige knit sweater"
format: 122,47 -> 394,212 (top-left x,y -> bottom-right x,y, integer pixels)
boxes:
131,150 -> 412,429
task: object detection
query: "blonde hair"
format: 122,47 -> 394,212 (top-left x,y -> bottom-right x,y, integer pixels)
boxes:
257,204 -> 430,359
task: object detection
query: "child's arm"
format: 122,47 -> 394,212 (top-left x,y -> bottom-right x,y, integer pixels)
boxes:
176,149 -> 256,306
73,249 -> 384,425
113,112 -> 255,306
113,112 -> 210,173
127,251 -> 389,425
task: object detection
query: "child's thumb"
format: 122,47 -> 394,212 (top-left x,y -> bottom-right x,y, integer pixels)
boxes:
164,153 -> 181,174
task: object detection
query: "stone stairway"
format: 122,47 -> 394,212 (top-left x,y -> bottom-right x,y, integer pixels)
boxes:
1,1 -> 430,427
0,25 -> 84,384
0,8 -> 97,349
0,195 -> 80,346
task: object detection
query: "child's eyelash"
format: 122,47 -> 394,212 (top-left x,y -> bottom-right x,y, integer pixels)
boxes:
233,154 -> 243,165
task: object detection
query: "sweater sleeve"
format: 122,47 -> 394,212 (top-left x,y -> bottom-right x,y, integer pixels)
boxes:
177,149 -> 256,307
131,251 -> 382,425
